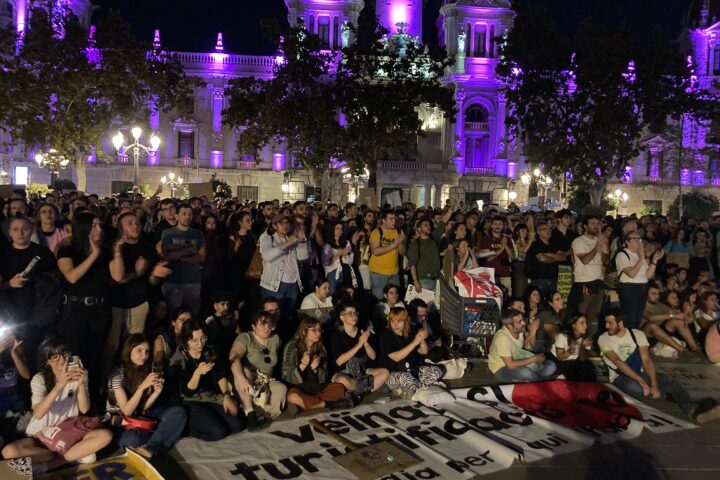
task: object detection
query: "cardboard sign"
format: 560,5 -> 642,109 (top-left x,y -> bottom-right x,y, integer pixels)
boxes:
188,182 -> 214,199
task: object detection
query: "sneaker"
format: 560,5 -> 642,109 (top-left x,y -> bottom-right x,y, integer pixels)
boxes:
246,411 -> 270,432
694,404 -> 720,424
75,453 -> 96,464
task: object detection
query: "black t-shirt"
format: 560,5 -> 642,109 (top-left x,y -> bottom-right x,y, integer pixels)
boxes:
525,239 -> 559,280
550,228 -> 576,266
57,246 -> 111,298
109,240 -> 158,308
330,329 -> 368,374
0,243 -> 57,317
378,329 -> 423,373
152,219 -> 176,245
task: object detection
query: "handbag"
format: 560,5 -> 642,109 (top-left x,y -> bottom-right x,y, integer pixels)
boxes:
245,244 -> 263,280
36,416 -> 102,455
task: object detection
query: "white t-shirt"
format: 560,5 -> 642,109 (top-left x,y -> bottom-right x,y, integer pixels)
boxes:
615,249 -> 648,284
300,292 -> 333,310
26,373 -> 84,437
551,333 -> 581,360
598,329 -> 649,382
572,235 -> 604,282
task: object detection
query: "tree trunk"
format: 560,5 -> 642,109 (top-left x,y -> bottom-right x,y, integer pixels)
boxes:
75,154 -> 87,193
588,178 -> 606,207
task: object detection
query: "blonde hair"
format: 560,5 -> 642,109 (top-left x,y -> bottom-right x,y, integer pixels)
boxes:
387,307 -> 410,338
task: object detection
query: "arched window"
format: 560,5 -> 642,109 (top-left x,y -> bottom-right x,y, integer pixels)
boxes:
465,104 -> 488,123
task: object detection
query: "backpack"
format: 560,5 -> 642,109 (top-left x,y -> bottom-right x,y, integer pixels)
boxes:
245,235 -> 274,280
603,249 -> 630,291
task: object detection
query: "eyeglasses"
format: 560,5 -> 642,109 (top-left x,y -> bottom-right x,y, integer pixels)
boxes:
340,311 -> 359,317
262,348 -> 271,364
188,336 -> 208,345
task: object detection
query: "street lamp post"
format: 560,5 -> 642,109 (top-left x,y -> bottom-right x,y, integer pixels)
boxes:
112,127 -> 161,189
161,172 -> 183,198
521,166 -> 553,208
35,149 -> 70,184
609,188 -> 629,216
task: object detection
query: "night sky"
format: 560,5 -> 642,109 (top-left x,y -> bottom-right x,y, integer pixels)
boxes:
92,0 -> 694,55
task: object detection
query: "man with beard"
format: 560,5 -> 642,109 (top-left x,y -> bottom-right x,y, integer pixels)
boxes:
567,215 -> 609,338
161,204 -> 206,317
599,310 -> 720,423
478,217 -> 515,293
487,308 -> 556,382
253,201 -> 275,236
108,212 -> 171,371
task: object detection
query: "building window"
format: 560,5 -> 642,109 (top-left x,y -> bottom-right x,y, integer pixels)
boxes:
177,131 -> 195,159
713,47 -> 720,76
318,16 -> 330,49
465,104 -> 488,123
237,186 -> 259,202
111,181 -> 134,194
473,27 -> 486,57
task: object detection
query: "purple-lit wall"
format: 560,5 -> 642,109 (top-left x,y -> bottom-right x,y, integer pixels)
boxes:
376,0 -> 422,39
272,153 -> 285,171
210,150 -> 222,168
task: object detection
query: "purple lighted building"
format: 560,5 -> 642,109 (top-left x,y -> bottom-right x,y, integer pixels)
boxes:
0,0 -> 718,212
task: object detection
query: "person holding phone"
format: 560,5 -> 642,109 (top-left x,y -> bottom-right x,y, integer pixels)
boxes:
0,215 -> 57,367
282,317 -> 352,416
1,337 -> 112,473
107,334 -> 186,459
169,320 -> 245,440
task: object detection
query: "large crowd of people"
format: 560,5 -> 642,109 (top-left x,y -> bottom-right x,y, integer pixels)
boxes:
1,188 -> 720,473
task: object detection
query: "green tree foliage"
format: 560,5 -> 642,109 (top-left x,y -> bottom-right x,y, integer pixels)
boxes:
223,12 -> 456,188
0,8 -> 200,191
497,5 -> 714,206
210,173 -> 232,199
50,178 -> 77,192
223,20 -> 342,175
668,190 -> 720,220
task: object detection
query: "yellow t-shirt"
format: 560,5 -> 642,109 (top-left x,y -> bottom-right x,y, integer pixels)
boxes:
368,228 -> 399,275
487,327 -> 533,373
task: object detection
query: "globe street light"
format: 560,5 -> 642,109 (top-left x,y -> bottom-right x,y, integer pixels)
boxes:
112,127 -> 161,189
609,188 -> 629,215
161,171 -> 183,198
35,149 -> 70,184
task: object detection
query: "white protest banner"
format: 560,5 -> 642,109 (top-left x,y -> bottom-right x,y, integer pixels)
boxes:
654,364 -> 720,402
171,384 -> 693,480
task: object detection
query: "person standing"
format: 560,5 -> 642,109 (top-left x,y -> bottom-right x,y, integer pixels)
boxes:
368,210 -> 406,299
160,204 -> 206,318
56,212 -> 113,408
478,217 -> 515,294
525,221 -> 565,296
566,216 -> 609,338
615,231 -> 663,330
108,212 -> 171,373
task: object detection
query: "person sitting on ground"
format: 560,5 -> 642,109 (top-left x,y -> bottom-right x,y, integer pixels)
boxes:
1,337 -> 112,473
523,286 -> 542,324
329,300 -> 389,397
107,334 -> 186,459
229,311 -> 287,430
378,308 -> 447,399
598,309 -> 720,424
551,313 -> 596,381
371,284 -> 405,332
487,308 -> 557,382
532,290 -> 565,354
693,291 -> 718,337
153,308 -> 192,364
169,320 -> 245,441
281,317 -> 353,416
0,321 -> 31,420
300,278 -> 333,310
203,291 -> 236,361
642,282 -> 699,356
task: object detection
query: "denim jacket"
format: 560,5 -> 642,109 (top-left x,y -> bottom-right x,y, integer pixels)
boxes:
259,232 -> 309,292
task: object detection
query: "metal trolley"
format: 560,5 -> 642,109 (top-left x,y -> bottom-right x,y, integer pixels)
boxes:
438,276 -> 502,357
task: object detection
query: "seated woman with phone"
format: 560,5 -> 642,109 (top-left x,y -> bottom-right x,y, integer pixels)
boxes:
281,317 -> 353,416
1,337 -> 112,474
107,334 -> 186,459
169,320 -> 245,441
